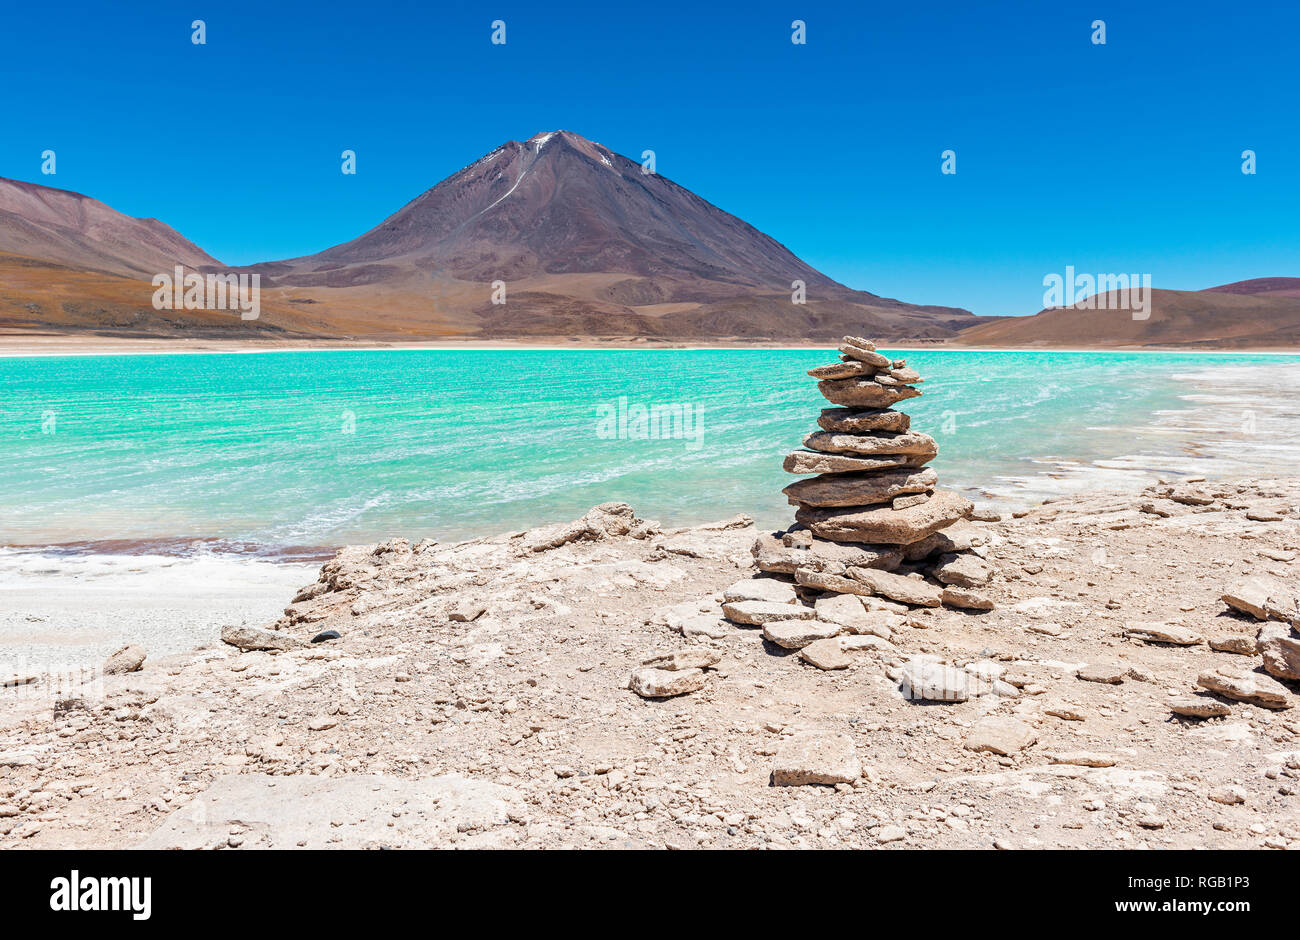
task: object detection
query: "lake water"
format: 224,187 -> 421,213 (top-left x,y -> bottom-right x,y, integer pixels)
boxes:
1,348 -> 1298,558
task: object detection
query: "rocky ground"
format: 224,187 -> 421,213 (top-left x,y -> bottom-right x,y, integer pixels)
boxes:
2,479 -> 1299,850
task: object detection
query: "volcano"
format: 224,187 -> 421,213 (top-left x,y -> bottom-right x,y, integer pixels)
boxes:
247,130 -> 977,340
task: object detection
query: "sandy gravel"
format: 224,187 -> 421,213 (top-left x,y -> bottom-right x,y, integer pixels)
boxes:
1,481 -> 1298,850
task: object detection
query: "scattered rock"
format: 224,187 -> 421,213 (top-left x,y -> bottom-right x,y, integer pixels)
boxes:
814,595 -> 899,638
221,624 -> 304,652
931,552 -> 992,588
641,650 -> 722,672
720,599 -> 814,626
1124,622 -> 1203,646
1197,668 -> 1293,710
1244,507 -> 1283,522
1170,698 -> 1232,719
101,645 -> 146,675
940,586 -> 995,611
843,567 -> 943,607
762,619 -> 844,650
1209,635 -> 1257,655
722,577 -> 798,605
310,630 -> 342,644
677,615 -> 731,639
899,659 -> 970,702
1050,751 -> 1117,767
964,717 -> 1038,755
629,667 -> 708,699
450,603 -> 487,623
1207,785 -> 1247,806
797,490 -> 974,546
1258,622 -> 1300,681
1222,579 -> 1276,620
799,638 -> 852,670
1077,663 -> 1125,685
771,731 -> 861,786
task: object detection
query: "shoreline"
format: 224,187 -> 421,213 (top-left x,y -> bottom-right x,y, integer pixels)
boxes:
4,334 -> 1300,358
2,480 -> 1298,849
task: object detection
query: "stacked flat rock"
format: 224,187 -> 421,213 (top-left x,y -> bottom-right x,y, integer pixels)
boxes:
744,336 -> 994,614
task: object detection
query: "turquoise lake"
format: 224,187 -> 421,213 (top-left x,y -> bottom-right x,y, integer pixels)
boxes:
0,348 -> 1295,556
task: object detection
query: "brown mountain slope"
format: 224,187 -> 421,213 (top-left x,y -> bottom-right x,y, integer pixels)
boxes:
0,176 -> 220,278
1204,277 -> 1300,298
958,287 -> 1300,348
246,130 -> 977,341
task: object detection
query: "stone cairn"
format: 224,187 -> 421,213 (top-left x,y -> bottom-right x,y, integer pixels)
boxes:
721,336 -> 996,664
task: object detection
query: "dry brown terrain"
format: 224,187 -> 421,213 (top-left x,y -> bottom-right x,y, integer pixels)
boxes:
2,481 -> 1298,850
957,286 -> 1300,349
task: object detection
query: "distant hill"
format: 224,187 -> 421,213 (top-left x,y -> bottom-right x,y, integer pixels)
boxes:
0,176 -> 219,278
1203,277 -> 1300,299
958,280 -> 1300,349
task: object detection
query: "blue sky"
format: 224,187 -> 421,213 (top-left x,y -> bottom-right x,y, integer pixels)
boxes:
2,0 -> 1296,316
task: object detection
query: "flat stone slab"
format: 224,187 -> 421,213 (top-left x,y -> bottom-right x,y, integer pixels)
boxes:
722,577 -> 799,605
138,773 -> 521,849
752,532 -> 902,574
762,619 -> 844,649
1049,751 -> 1117,767
221,624 -> 305,652
1170,698 -> 1232,719
940,587 -> 995,611
801,430 -> 938,459
783,450 -> 913,475
799,638 -> 852,670
964,717 -> 1038,755
931,552 -> 992,588
720,599 -> 815,626
808,361 -> 874,380
813,593 -> 900,637
902,520 -> 981,561
1197,668 -> 1293,710
1221,578 -> 1278,620
893,493 -> 930,509
1077,663 -> 1126,684
817,407 -> 910,434
795,566 -> 878,598
817,377 -> 920,408
783,467 -> 936,508
677,615 -> 731,639
772,731 -> 861,786
1258,622 -> 1300,680
836,343 -> 892,368
844,567 -> 943,607
899,659 -> 970,702
1124,622 -> 1203,646
629,667 -> 707,698
640,650 -> 721,671
1209,635 -> 1258,655
797,490 -> 973,545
